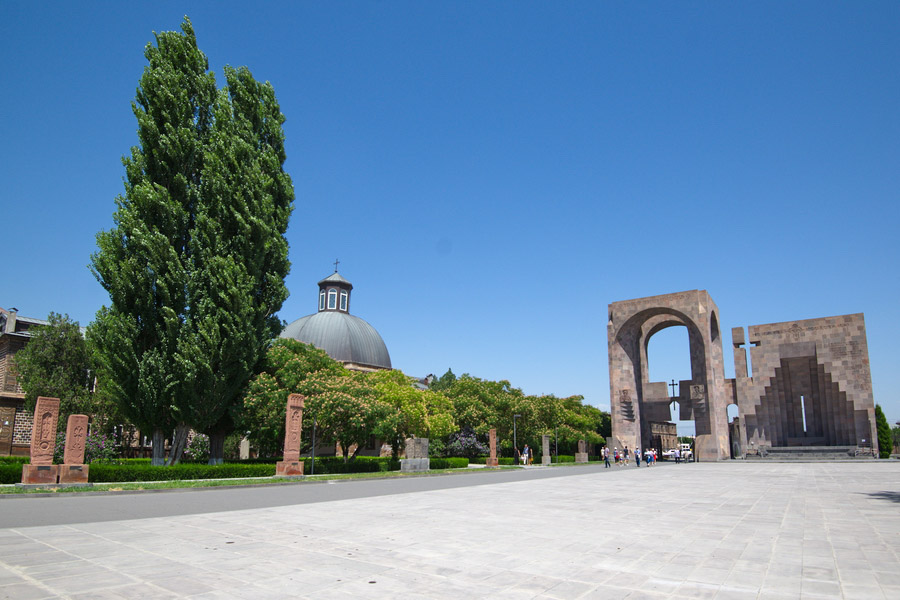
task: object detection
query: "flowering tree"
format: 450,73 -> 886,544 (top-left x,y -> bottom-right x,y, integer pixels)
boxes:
238,339 -> 344,456
370,369 -> 456,459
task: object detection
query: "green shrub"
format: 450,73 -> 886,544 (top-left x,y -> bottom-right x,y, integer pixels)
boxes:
0,463 -> 22,484
0,456 -> 28,465
429,457 -> 468,469
88,462 -> 276,483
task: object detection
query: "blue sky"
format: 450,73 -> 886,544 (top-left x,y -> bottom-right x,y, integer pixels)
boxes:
2,2 -> 898,429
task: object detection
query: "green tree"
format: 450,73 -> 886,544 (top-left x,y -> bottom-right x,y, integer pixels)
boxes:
302,370 -> 382,463
15,313 -> 96,428
239,339 -> 344,456
370,369 -> 456,459
875,404 -> 892,459
89,18 -> 293,465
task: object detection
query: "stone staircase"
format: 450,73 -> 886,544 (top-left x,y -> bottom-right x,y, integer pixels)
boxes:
744,446 -> 875,461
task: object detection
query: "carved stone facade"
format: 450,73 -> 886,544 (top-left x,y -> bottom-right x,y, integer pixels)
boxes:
730,313 -> 876,452
608,291 -> 876,461
607,290 -> 730,461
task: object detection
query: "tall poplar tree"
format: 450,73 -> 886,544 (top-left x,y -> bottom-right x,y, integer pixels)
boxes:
90,18 -> 293,465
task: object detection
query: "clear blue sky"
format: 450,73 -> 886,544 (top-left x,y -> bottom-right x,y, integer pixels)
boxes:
2,2 -> 898,428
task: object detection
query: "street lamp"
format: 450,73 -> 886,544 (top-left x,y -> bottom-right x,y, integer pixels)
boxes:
513,414 -> 521,459
310,413 -> 317,476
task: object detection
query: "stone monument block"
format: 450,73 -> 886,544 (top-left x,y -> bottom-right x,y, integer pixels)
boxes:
486,428 -> 499,467
58,464 -> 89,485
59,414 -> 90,484
63,414 -> 89,465
22,397 -> 61,485
575,439 -> 589,463
542,435 -> 551,466
239,436 -> 250,460
30,396 -> 60,465
276,394 -> 305,477
401,437 -> 430,472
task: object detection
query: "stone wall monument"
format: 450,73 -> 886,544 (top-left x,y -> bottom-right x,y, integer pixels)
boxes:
575,439 -> 589,463
401,437 -> 430,472
22,396 -> 61,484
59,414 -> 89,484
608,291 -> 731,462
541,435 -> 551,465
275,394 -> 305,477
728,314 -> 876,452
486,428 -> 499,467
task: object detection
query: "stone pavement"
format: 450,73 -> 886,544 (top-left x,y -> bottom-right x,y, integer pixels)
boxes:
1,462 -> 899,599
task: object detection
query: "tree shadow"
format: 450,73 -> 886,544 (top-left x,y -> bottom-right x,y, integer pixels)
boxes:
864,491 -> 900,503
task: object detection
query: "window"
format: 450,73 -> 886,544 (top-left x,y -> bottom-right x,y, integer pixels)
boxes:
340,290 -> 348,311
319,291 -> 325,311
328,290 -> 337,309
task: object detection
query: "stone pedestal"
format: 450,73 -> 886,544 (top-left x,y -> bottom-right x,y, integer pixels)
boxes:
575,439 -> 589,463
58,464 -> 89,484
486,428 -> 499,467
401,458 -> 430,472
401,438 -> 430,472
275,460 -> 304,477
21,464 -> 59,485
542,435 -> 551,466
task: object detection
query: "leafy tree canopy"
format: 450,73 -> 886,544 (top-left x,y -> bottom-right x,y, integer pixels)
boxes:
89,17 -> 294,464
15,313 -> 94,427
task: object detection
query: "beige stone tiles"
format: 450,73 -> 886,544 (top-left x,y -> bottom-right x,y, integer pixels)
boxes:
1,462 -> 899,598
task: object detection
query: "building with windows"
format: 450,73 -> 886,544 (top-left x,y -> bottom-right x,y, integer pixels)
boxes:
0,307 -> 48,456
280,271 -> 392,372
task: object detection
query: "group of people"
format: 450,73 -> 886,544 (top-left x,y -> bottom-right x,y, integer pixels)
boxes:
601,445 -> 658,468
513,444 -> 533,465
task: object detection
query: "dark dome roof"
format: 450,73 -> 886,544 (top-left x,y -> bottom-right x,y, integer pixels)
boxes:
280,311 -> 391,370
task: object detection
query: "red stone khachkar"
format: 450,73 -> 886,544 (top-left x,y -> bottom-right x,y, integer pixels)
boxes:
486,428 -> 499,467
276,394 -> 305,477
22,396 -> 61,484
60,414 -> 90,484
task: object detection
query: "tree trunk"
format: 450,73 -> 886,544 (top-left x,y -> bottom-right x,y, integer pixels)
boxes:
166,424 -> 190,466
151,429 -> 166,466
208,431 -> 225,465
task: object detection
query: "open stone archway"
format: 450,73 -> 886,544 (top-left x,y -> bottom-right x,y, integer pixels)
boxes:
608,290 -> 731,461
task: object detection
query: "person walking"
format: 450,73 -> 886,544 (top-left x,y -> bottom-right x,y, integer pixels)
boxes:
604,446 -> 611,468
522,444 -> 530,466
623,445 -> 629,466
513,446 -> 520,465
635,447 -> 641,467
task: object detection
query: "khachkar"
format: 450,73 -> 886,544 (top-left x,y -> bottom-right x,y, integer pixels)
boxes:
22,396 -> 61,484
276,394 -> 305,477
729,314 -> 876,453
541,435 -> 551,465
575,440 -> 589,463
486,428 -> 499,467
608,290 -> 731,462
401,438 -> 430,472
59,415 -> 90,484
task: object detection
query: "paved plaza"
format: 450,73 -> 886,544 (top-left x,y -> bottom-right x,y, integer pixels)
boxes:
1,462 -> 899,599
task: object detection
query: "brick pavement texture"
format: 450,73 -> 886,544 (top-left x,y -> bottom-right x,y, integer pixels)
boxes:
1,462 -> 899,599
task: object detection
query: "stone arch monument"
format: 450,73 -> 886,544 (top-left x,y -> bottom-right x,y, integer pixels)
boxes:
607,290 -> 731,461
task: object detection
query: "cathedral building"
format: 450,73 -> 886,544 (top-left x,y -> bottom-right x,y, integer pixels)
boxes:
280,270 -> 391,372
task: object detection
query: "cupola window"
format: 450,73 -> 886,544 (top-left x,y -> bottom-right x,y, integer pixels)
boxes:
328,290 -> 337,310
340,290 -> 348,311
319,291 -> 326,311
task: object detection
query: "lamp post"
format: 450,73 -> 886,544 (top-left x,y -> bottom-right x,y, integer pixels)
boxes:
513,414 -> 521,459
310,414 -> 317,475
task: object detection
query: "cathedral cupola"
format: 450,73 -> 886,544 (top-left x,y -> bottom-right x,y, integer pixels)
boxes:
317,269 -> 353,313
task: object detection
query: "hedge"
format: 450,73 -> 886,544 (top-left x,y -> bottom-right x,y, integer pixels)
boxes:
1,455 -> 469,485
428,457 -> 468,469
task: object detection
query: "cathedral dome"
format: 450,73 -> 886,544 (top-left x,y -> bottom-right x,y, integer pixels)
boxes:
280,270 -> 391,371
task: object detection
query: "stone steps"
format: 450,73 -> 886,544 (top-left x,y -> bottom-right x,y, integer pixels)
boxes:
745,446 -> 876,461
